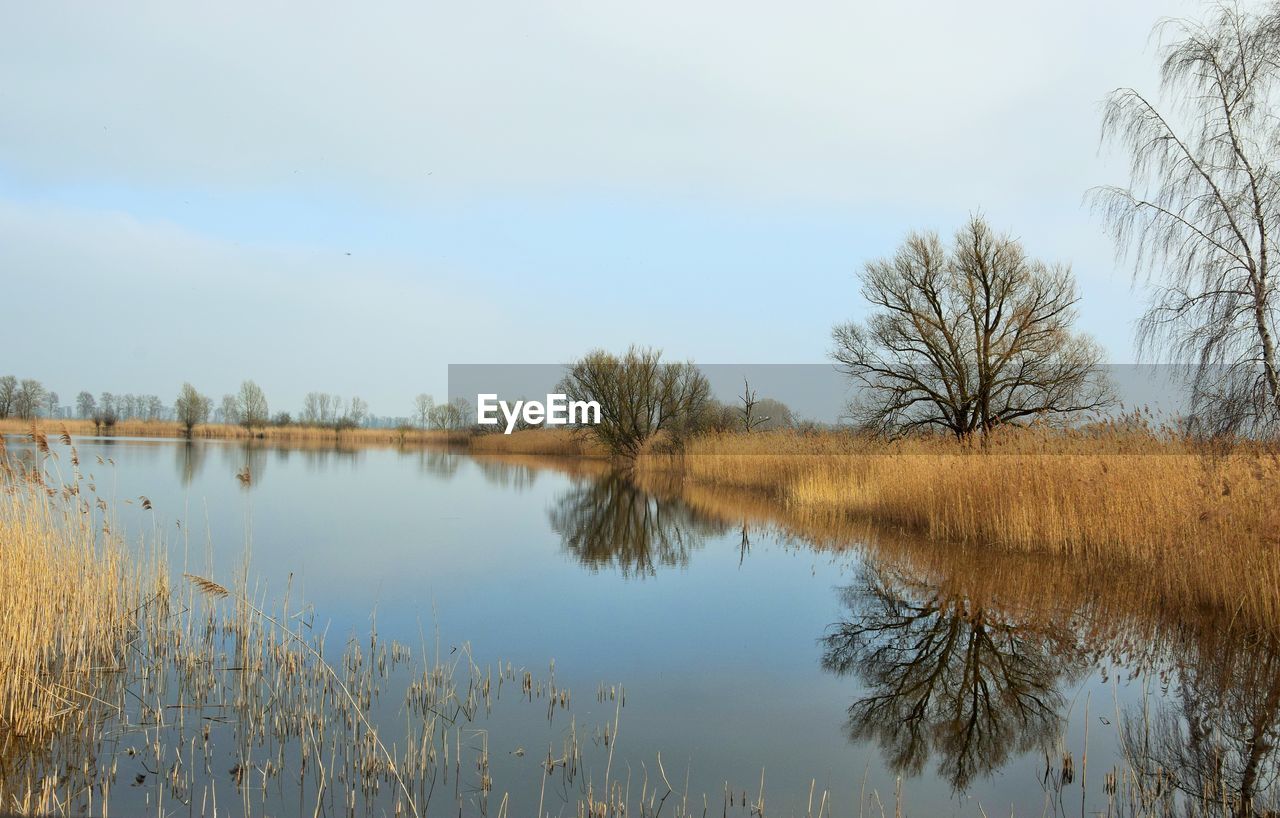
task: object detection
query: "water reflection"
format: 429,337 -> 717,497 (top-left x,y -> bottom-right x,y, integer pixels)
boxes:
9,436 -> 1280,814
174,441 -> 206,486
1121,630 -> 1280,816
822,560 -> 1088,792
548,472 -> 730,577
474,457 -> 539,490
415,447 -> 462,479
292,444 -> 363,472
220,441 -> 269,488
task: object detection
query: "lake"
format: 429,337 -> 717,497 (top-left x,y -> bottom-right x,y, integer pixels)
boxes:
5,434 -> 1276,817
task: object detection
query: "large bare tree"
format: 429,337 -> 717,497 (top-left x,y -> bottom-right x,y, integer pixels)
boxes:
832,216 -> 1111,438
559,346 -> 711,458
1096,3 -> 1280,436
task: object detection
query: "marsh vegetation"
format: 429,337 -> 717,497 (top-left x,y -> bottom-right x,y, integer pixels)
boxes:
4,431 -> 1279,816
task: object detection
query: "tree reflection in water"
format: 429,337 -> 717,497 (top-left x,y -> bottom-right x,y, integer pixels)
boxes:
474,458 -> 539,490
222,441 -> 269,488
549,472 -> 729,578
821,560 -> 1087,792
416,448 -> 462,479
1121,630 -> 1280,817
174,440 -> 207,486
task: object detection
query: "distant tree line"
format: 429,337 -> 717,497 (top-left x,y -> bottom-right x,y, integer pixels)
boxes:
411,394 -> 473,430
0,374 -> 478,439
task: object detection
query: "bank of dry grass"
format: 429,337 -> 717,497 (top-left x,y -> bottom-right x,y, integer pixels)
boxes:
636,426 -> 1280,632
1,418 -> 606,455
0,417 -> 469,446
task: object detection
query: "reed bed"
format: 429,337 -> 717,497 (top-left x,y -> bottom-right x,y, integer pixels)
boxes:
0,435 -> 545,816
634,425 -> 1280,633
0,435 -> 162,746
0,434 -> 792,818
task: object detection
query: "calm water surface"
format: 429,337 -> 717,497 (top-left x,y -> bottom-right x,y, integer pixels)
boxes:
8,435 -> 1277,816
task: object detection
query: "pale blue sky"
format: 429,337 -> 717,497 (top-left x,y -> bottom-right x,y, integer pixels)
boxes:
1,0 -> 1201,416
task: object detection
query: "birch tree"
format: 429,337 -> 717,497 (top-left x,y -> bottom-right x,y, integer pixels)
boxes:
1096,3 -> 1280,435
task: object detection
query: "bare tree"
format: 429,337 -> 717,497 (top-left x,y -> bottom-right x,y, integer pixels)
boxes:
731,381 -> 793,432
235,380 -> 269,432
559,346 -> 711,457
301,392 -> 324,426
0,376 -> 16,419
95,392 -> 118,432
414,394 -> 435,428
1096,4 -> 1280,436
831,216 -> 1112,438
174,383 -> 212,437
329,397 -> 353,435
75,391 -> 96,419
46,391 -> 59,418
449,396 -> 472,428
738,378 -> 767,433
428,401 -> 459,430
13,379 -> 47,421
219,394 -> 239,426
349,397 -> 368,428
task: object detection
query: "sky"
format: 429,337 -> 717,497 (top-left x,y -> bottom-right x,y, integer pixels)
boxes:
0,0 -> 1206,417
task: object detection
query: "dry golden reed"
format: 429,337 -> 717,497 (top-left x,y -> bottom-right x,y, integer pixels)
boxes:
0,451 -> 162,743
636,425 -> 1280,633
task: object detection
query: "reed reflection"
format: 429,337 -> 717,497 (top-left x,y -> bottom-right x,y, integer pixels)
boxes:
549,472 -> 729,578
821,560 -> 1087,792
220,441 -> 268,488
